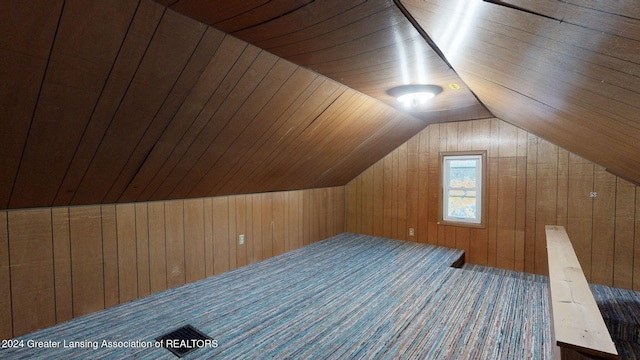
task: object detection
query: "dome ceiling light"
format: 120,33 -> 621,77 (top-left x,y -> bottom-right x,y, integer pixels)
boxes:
387,84 -> 443,111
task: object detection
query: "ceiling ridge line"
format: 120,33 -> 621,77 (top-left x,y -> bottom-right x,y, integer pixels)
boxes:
393,0 -> 495,118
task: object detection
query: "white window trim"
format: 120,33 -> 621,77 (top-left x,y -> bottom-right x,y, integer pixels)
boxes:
440,151 -> 487,228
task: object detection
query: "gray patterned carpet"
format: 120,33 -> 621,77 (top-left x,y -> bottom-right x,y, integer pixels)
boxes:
591,284 -> 640,359
1,233 -> 558,359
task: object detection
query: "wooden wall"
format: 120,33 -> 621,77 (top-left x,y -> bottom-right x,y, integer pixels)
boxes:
0,187 -> 344,339
1,0 -> 427,211
346,118 -> 640,291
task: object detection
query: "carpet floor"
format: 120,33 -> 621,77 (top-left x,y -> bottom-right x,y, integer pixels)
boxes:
591,284 -> 640,359
2,233 -> 555,359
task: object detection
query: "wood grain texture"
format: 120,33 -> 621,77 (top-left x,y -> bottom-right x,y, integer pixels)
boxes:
514,129 -> 527,272
245,195 -> 255,263
51,208 -> 72,323
251,194 -> 263,263
487,120 -> 499,267
227,196 -> 237,271
74,8 -> 207,205
0,1 -> 443,211
167,0 -> 488,122
100,205 -> 120,308
546,225 -> 618,359
116,204 -> 138,303
261,193 -> 273,260
417,131 -> 430,244
0,0 -> 63,209
212,196 -> 230,275
53,0 -> 166,206
233,195 -> 248,267
1,187 -> 344,339
566,154 -> 594,281
614,178 -> 635,289
9,0 -> 140,208
347,118 -> 640,287
135,203 -> 151,298
147,202 -> 167,293
635,194 -> 640,291
0,212 -> 12,339
165,200 -> 185,288
184,199 -> 206,283
534,139 -> 558,275
204,198 -> 215,276
272,193 -> 285,257
524,133 -> 539,275
403,0 -> 640,190
8,209 -> 56,336
70,206 -> 105,317
591,168 -> 616,286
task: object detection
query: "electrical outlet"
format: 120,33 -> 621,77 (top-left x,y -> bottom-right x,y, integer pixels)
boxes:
239,234 -> 245,245
409,228 -> 415,237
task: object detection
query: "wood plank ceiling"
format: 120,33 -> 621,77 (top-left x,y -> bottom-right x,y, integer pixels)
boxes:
401,0 -> 640,185
0,0 -> 487,210
163,0 -> 490,122
168,0 -> 640,186
2,0 -> 639,210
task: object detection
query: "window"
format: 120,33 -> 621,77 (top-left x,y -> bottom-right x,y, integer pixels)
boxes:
440,151 -> 486,227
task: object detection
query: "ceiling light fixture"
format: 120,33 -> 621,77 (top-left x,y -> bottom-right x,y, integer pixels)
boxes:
387,84 -> 443,111
397,92 -> 435,107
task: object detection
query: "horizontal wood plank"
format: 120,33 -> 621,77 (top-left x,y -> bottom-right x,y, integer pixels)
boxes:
546,225 -> 617,359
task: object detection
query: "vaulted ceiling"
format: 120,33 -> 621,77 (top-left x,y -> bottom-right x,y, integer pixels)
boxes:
1,0 -> 639,210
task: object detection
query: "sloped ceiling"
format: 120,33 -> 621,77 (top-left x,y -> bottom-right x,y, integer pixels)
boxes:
167,0 -> 640,185
400,0 -> 640,185
161,0 -> 491,121
402,0 -> 640,184
0,0 -> 488,210
1,0 -> 639,210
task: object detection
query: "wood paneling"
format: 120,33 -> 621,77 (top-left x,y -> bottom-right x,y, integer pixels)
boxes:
534,139 -> 558,275
0,187 -> 344,339
135,203 -> 151,297
403,0 -> 640,192
0,212 -> 11,339
10,0 -> 141,209
614,178 -> 636,289
347,118 -> 640,289
101,205 -> 120,308
165,200 -> 185,288
8,209 -> 56,337
184,199 -> 206,283
0,0 -> 441,211
591,168 -> 617,286
212,196 -> 230,275
51,208 -> 72,324
272,193 -> 286,257
261,193 -> 273,259
167,0 -> 489,122
227,196 -> 237,270
116,204 -> 138,303
69,206 -> 105,316
567,154 -> 594,280
147,201 -> 167,293
0,0 -> 63,209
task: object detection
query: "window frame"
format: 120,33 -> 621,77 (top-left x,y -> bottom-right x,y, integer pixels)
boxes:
439,150 -> 487,228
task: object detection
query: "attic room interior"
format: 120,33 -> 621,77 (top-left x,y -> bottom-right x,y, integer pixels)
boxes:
1,0 -> 640,358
